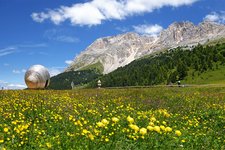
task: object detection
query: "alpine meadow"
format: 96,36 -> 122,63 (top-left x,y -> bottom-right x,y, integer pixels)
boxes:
0,87 -> 224,149
1,0 -> 225,149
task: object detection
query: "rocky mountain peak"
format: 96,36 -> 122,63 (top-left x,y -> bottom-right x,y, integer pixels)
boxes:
66,21 -> 225,74
168,21 -> 195,30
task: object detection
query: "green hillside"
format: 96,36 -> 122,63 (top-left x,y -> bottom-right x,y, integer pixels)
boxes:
89,42 -> 225,87
48,69 -> 101,90
79,61 -> 104,73
50,40 -> 225,89
184,65 -> 225,84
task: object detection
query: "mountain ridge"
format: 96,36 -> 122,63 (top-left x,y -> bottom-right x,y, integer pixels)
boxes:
66,21 -> 225,74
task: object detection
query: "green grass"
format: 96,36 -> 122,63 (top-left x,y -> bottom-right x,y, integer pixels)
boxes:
0,87 -> 224,149
205,37 -> 225,46
80,61 -> 104,73
183,65 -> 225,85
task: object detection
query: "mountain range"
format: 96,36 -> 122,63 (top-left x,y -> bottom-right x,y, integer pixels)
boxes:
65,21 -> 225,74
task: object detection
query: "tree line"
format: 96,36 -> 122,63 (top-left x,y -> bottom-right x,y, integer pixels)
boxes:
91,43 -> 225,87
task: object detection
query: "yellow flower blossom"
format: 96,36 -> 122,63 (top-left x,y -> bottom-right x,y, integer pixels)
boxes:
140,128 -> 147,135
97,122 -> 104,127
165,127 -> 172,132
105,138 -> 109,142
149,122 -> 154,126
88,134 -> 94,140
154,126 -> 160,133
175,130 -> 182,136
150,117 -> 156,122
112,117 -> 119,123
127,116 -> 134,124
129,124 -> 139,132
0,139 -> 4,143
160,125 -> 165,131
82,129 -> 89,134
147,126 -> 154,131
46,142 -> 52,148
3,127 -> 9,133
101,119 -> 109,125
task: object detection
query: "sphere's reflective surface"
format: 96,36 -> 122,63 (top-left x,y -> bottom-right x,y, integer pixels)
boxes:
25,65 -> 50,89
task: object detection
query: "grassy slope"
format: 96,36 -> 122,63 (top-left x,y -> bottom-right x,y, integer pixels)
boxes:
205,37 -> 225,46
178,38 -> 225,85
79,61 -> 104,74
183,65 -> 225,85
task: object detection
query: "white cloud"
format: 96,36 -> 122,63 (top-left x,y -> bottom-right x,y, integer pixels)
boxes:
44,29 -> 79,43
115,26 -> 129,32
12,70 -> 21,74
133,24 -> 163,36
204,11 -> 225,24
31,12 -> 50,23
55,36 -> 79,43
65,60 -> 73,65
0,47 -> 17,57
7,84 -> 26,89
3,63 -> 10,66
31,0 -> 199,26
18,43 -> 47,48
0,80 -> 26,89
0,80 -> 7,84
0,44 -> 47,57
12,69 -> 26,74
48,67 -> 64,77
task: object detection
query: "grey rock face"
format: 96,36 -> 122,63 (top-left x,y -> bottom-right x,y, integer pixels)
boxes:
66,21 -> 225,74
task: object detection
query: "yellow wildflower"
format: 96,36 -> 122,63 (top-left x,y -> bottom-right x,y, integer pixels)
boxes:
149,122 -> 154,126
97,122 -> 104,127
112,117 -> 119,123
0,139 -> 4,143
129,124 -> 139,132
175,130 -> 182,136
140,128 -> 147,135
154,126 -> 160,133
101,119 -> 109,125
82,129 -> 88,134
89,134 -> 94,140
165,127 -> 172,132
127,116 -> 134,123
160,125 -> 165,131
3,127 -> 9,133
150,117 -> 156,122
46,142 -> 52,148
105,138 -> 109,142
147,126 -> 154,131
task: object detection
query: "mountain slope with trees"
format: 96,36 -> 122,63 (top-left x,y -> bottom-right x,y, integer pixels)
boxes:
89,42 -> 225,87
48,69 -> 101,90
49,41 -> 225,89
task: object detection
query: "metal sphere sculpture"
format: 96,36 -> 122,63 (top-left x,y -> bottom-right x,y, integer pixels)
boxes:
25,65 -> 50,89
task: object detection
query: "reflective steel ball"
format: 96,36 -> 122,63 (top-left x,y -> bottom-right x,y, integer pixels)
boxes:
25,65 -> 50,89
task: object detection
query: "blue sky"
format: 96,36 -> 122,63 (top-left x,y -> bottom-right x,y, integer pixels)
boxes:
0,0 -> 225,89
